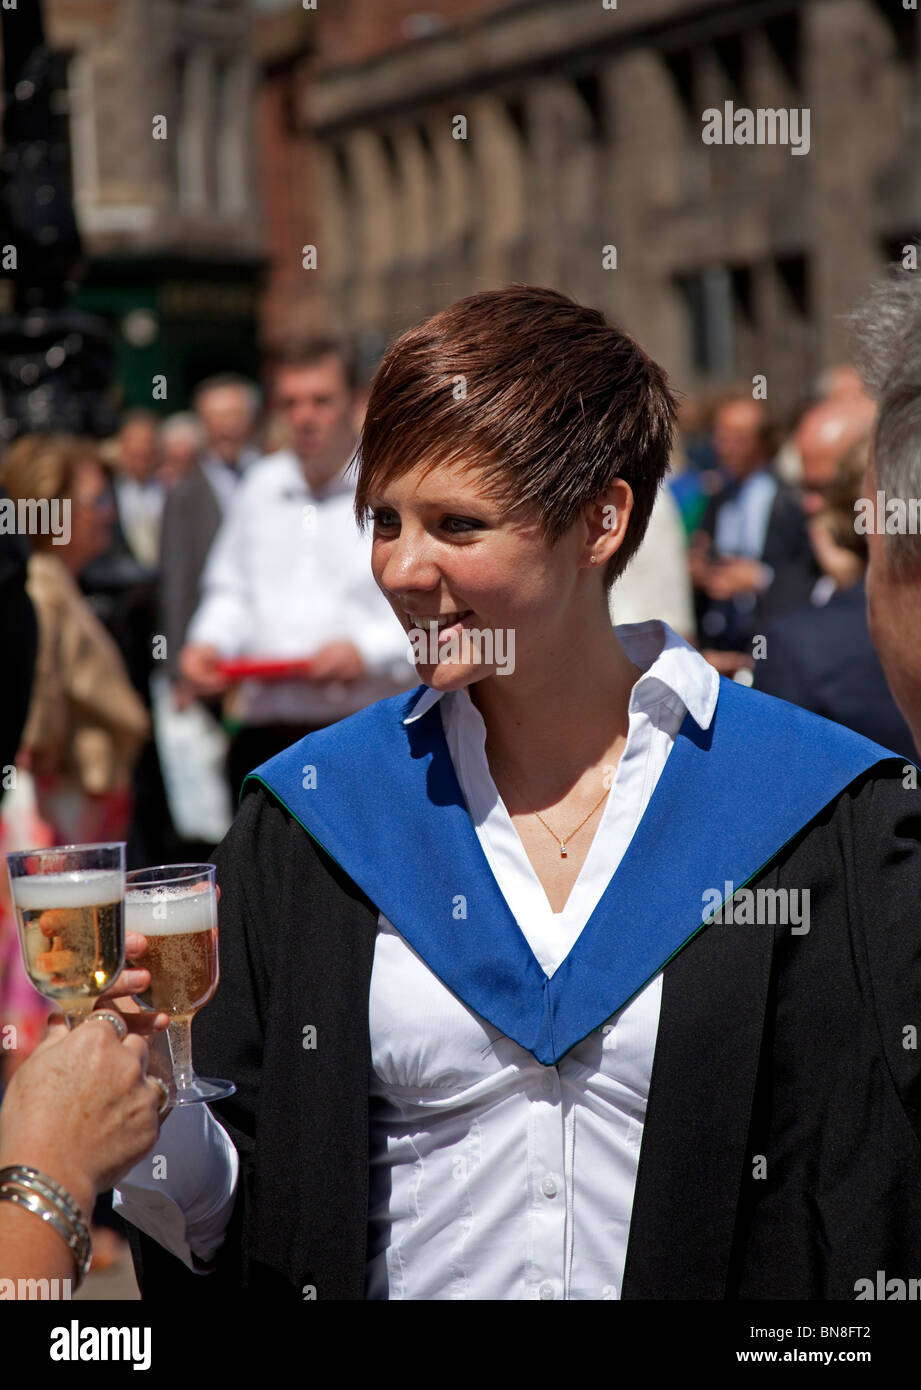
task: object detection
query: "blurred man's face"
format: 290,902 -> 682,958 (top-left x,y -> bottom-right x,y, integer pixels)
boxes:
864,450 -> 921,757
196,385 -> 256,464
276,358 -> 355,469
711,400 -> 768,479
822,365 -> 864,400
796,397 -> 876,516
118,420 -> 160,482
797,416 -> 848,517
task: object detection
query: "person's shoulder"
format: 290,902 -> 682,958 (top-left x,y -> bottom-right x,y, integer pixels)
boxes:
267,685 -> 429,764
811,758 -> 921,877
221,777 -> 324,869
768,475 -> 809,523
171,459 -> 214,498
785,714 -> 918,836
198,451 -> 296,533
239,688 -> 430,815
26,550 -> 72,606
769,472 -> 797,500
328,684 -> 429,730
234,448 -> 299,494
761,596 -> 817,635
737,674 -> 890,736
0,492 -> 32,582
844,756 -> 920,814
161,463 -> 211,520
226,775 -> 378,907
724,678 -> 908,801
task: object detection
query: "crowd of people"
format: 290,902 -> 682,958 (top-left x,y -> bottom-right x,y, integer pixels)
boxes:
2,266 -> 921,1299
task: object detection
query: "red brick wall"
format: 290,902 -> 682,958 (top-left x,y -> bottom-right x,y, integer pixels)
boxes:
255,60 -> 325,353
255,0 -> 512,350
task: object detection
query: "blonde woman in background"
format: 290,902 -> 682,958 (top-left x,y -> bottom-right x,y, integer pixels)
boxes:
0,435 -> 150,844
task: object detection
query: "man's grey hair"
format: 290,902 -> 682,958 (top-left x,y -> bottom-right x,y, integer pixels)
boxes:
192,373 -> 262,419
850,247 -> 921,573
161,411 -> 205,446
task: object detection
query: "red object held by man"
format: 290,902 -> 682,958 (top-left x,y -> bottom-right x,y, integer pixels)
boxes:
217,658 -> 314,683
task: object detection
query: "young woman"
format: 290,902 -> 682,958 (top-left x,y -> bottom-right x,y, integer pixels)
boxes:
117,286 -> 921,1301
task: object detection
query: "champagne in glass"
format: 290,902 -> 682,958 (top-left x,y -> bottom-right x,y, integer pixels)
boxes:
6,844 -> 125,1027
126,864 -> 234,1105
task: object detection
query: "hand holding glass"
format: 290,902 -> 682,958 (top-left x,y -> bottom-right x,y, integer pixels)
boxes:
126,864 -> 234,1105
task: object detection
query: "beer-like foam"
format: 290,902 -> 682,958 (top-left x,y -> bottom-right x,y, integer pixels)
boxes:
125,884 -> 217,935
11,869 -> 124,911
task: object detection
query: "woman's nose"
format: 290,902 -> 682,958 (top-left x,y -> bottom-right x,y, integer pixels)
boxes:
379,531 -> 441,598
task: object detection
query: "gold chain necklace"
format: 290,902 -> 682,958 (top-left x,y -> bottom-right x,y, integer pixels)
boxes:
498,767 -> 610,859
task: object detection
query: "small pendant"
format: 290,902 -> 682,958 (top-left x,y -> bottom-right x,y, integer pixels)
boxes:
559,842 -> 567,858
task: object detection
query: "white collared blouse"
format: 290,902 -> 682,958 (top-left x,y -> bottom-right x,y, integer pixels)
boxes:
365,621 -> 718,1299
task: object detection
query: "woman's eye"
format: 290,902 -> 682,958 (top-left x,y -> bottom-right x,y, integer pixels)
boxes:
370,509 -> 482,534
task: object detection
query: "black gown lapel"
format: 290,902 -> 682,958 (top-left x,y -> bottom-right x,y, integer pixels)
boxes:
621,906 -> 774,1298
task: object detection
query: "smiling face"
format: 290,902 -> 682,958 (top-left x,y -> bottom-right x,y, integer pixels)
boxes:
369,458 -> 629,693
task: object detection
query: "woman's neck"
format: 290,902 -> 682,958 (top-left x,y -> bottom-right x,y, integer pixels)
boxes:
471,632 -> 642,799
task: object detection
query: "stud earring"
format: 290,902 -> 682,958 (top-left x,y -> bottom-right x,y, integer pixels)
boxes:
590,554 -> 598,564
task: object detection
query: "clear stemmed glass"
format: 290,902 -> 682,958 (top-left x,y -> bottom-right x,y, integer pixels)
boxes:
6,842 -> 126,1028
125,863 -> 234,1105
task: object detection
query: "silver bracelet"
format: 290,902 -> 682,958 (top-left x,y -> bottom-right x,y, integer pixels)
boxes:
0,1165 -> 92,1287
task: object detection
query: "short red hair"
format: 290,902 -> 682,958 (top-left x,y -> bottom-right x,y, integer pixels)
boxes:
354,284 -> 678,586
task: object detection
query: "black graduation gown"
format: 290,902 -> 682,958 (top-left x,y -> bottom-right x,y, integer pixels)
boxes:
128,765 -> 921,1301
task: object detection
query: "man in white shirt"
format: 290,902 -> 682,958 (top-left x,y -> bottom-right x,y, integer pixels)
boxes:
180,342 -> 413,798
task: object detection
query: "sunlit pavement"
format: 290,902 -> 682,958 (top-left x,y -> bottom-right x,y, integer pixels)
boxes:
74,1240 -> 140,1300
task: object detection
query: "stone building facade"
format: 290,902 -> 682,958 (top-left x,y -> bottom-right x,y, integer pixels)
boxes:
260,0 -> 921,415
41,0 -> 264,405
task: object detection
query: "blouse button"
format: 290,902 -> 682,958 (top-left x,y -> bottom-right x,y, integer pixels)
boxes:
538,1282 -> 555,1300
540,1174 -> 558,1198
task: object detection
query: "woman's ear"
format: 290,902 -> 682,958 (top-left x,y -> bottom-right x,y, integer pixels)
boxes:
583,478 -> 634,570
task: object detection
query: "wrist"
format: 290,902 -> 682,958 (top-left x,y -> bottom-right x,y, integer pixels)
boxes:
0,1164 -> 93,1287
0,1144 -> 95,1223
